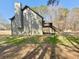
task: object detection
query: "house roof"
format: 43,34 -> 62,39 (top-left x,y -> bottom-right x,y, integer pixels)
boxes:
10,5 -> 43,20
10,16 -> 15,21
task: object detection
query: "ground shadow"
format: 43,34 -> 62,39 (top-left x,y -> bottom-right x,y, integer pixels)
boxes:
22,45 -> 41,59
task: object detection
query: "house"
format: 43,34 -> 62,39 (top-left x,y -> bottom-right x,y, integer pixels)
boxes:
10,2 -> 43,35
10,2 -> 59,36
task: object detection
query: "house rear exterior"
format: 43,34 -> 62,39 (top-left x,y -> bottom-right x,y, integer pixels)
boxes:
10,2 -> 43,35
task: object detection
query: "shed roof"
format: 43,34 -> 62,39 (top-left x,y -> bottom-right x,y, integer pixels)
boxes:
10,5 -> 43,20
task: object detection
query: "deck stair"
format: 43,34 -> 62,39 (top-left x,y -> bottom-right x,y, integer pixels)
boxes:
42,20 -> 60,34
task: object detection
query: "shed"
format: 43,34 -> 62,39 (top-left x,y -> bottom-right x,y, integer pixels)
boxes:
10,3 -> 43,35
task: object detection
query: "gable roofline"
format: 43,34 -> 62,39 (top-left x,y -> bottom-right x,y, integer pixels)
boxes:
10,5 -> 43,20
21,6 -> 28,11
10,16 -> 15,21
22,6 -> 43,19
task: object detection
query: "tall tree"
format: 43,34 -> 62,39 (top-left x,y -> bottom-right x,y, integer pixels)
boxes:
66,8 -> 79,31
47,0 -> 60,6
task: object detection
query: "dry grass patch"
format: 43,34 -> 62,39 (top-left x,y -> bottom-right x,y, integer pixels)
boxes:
0,30 -> 11,36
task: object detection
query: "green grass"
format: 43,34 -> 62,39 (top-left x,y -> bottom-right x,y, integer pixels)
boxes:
0,34 -> 79,46
43,34 -> 79,46
0,35 -> 45,46
43,34 -> 60,45
64,35 -> 79,45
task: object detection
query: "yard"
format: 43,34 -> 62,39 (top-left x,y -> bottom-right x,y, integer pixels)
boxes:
0,34 -> 79,59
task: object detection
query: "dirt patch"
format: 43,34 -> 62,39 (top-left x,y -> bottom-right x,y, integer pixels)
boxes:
0,44 -> 38,59
0,44 -> 79,59
0,30 -> 11,36
56,45 -> 79,59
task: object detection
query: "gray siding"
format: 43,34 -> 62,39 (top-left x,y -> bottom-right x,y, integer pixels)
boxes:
11,7 -> 43,35
23,8 -> 43,35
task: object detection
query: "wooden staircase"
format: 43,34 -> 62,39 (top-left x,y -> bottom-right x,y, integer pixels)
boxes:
42,20 -> 59,34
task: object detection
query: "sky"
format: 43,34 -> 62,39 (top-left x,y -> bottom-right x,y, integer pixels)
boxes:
0,0 -> 79,23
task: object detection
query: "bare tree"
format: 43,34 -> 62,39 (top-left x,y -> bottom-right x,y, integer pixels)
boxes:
47,0 -> 60,6
66,8 -> 79,31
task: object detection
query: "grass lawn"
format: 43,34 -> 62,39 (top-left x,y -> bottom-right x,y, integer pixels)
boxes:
0,34 -> 79,47
0,35 -> 79,59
